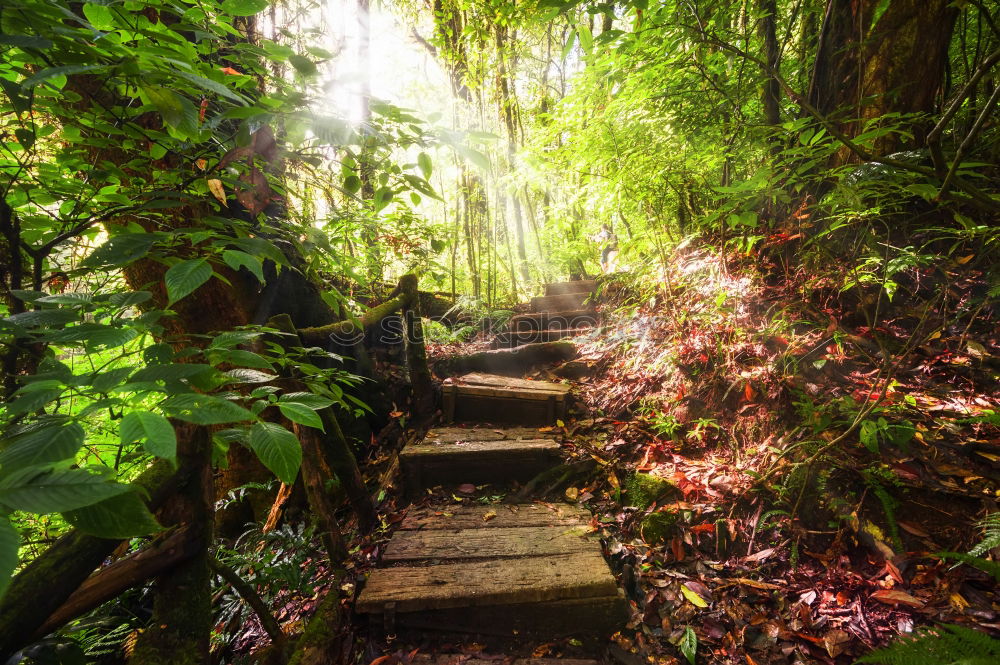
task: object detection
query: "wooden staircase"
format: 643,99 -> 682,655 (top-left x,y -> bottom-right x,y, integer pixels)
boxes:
356,280 -> 624,653
492,279 -> 600,349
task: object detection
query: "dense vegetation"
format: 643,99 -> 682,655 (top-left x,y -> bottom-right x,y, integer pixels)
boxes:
1,0 -> 998,663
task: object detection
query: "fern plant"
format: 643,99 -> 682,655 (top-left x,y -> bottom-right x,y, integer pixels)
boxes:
968,512 -> 1000,558
855,624 -> 1000,665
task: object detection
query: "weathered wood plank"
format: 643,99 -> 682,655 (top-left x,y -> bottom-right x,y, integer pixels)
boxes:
404,439 -> 558,457
491,328 -> 596,349
451,373 -> 571,394
356,551 -> 617,613
507,311 -> 598,332
400,503 -> 590,530
373,593 -> 626,643
530,293 -> 591,313
415,656 -> 599,665
400,439 -> 560,488
544,280 -> 597,297
383,525 -> 597,562
423,427 -> 556,443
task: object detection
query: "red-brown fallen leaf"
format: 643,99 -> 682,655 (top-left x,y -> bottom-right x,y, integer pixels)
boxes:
690,523 -> 716,535
870,589 -> 924,608
744,382 -> 755,401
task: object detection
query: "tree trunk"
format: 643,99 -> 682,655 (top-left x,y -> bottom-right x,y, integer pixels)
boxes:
129,426 -> 215,665
808,0 -> 958,163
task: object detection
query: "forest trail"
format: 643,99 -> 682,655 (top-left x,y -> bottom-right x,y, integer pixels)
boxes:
356,280 -> 624,656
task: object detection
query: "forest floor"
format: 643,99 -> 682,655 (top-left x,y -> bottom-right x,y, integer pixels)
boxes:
226,247 -> 999,665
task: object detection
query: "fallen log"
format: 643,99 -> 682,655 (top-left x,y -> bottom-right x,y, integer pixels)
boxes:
433,341 -> 578,378
35,525 -> 202,638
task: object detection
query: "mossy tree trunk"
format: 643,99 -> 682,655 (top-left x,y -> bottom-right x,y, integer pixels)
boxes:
129,426 -> 215,665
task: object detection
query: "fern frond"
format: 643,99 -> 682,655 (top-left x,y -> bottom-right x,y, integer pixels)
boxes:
936,551 -> 1000,582
969,512 -> 1000,557
856,624 -> 1000,665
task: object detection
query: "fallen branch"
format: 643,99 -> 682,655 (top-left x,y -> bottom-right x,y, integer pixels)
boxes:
36,525 -> 202,638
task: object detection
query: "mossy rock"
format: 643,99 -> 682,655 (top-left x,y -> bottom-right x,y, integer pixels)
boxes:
640,510 -> 678,544
624,472 -> 677,510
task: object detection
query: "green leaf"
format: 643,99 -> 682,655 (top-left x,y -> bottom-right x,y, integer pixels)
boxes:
0,517 -> 18,600
0,420 -> 85,472
120,411 -> 177,460
3,388 -> 62,417
222,250 -> 265,283
278,392 -> 334,409
680,626 -> 697,665
247,422 -> 302,484
208,349 -> 273,370
141,86 -> 199,138
454,144 -> 490,171
373,186 -> 393,211
0,467 -> 128,514
82,3 -> 116,31
221,0 -> 270,16
417,152 -> 432,178
288,54 -> 317,75
0,34 -> 53,49
160,393 -> 255,425
22,65 -> 104,90
278,402 -> 324,430
343,174 -> 362,194
165,258 -> 212,304
82,233 -> 160,269
175,71 -> 246,104
63,491 -> 162,539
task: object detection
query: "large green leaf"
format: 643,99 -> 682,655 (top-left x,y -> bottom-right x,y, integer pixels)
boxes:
222,250 -> 264,283
165,258 -> 212,304
277,402 -> 324,430
0,518 -> 17,600
247,422 -> 302,485
0,420 -> 84,472
278,392 -> 335,409
21,65 -> 104,90
82,233 -> 160,269
0,467 -> 129,514
221,0 -> 270,16
120,411 -> 177,460
82,3 -> 116,30
141,86 -> 199,138
63,491 -> 162,539
159,393 -> 255,425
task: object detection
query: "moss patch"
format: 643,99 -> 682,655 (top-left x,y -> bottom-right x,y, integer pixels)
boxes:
624,472 -> 676,510
640,510 -> 678,543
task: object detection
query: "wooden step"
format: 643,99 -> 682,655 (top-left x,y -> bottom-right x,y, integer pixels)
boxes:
400,438 -> 560,489
415,657 -> 599,665
383,524 -> 595,562
491,327 -> 595,349
530,292 -> 591,313
356,505 -> 626,643
507,310 -> 599,332
442,373 -> 571,425
544,280 -> 597,297
401,502 -> 591,530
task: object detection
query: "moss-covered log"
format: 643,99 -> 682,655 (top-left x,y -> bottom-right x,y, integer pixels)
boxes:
298,291 -> 410,346
400,273 -> 435,416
